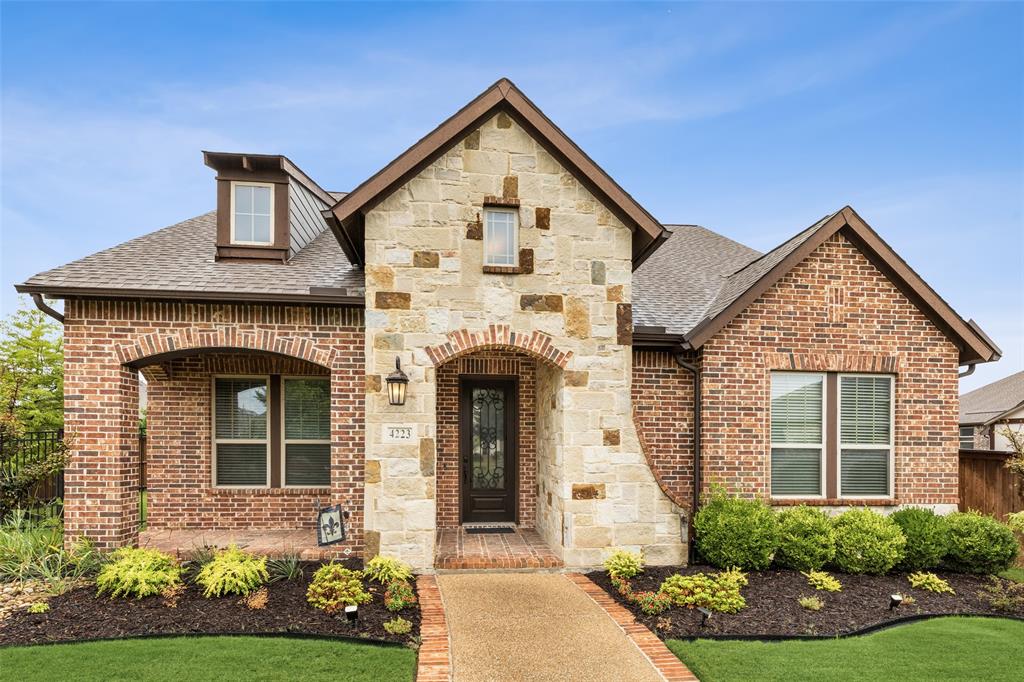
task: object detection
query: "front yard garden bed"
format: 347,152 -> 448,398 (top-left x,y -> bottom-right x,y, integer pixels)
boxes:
0,560 -> 420,647
588,565 -> 1024,639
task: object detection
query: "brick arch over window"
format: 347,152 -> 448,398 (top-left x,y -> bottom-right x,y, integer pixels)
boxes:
424,324 -> 573,369
117,328 -> 336,370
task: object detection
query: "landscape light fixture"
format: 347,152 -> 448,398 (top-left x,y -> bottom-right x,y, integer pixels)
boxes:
386,357 -> 409,406
697,606 -> 713,627
345,604 -> 359,622
889,594 -> 903,611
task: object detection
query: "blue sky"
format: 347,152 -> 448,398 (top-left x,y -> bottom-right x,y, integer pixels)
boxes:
1,1 -> 1021,391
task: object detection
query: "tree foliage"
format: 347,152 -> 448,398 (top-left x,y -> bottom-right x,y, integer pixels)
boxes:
0,299 -> 63,439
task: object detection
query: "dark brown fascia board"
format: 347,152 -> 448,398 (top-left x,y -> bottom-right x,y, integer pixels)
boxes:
320,210 -> 364,268
14,283 -> 364,308
684,206 -> 1000,365
327,77 -> 669,269
632,326 -> 686,350
202,151 -> 336,206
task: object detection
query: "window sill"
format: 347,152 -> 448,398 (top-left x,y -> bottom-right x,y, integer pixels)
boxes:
771,497 -> 896,506
483,264 -> 525,274
209,487 -> 331,496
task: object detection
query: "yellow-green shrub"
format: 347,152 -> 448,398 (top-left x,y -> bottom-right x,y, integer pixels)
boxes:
384,579 -> 417,612
831,509 -> 906,575
803,570 -> 842,592
775,506 -> 836,571
365,555 -> 413,585
908,571 -> 954,594
306,563 -> 371,614
96,547 -> 181,599
603,549 -> 644,579
658,569 -> 747,614
195,545 -> 268,598
383,616 -> 412,635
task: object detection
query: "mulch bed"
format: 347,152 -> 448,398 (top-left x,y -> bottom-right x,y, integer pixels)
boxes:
0,561 -> 420,648
588,565 -> 1024,640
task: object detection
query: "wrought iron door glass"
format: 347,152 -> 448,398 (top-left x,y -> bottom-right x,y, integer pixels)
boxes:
471,388 -> 505,489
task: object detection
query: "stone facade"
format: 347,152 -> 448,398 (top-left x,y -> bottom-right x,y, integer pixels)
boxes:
700,233 -> 960,512
362,113 -> 685,569
61,299 -> 365,551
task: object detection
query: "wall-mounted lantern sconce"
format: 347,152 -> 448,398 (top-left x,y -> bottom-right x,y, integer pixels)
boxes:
386,357 -> 409,406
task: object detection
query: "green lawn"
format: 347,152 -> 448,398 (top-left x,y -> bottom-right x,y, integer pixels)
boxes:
0,636 -> 416,681
669,617 -> 1024,682
1001,567 -> 1024,583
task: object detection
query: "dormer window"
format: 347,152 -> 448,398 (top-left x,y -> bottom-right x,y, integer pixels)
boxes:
484,208 -> 518,266
231,182 -> 274,245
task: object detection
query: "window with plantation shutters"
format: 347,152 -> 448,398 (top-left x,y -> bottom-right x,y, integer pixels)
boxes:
283,378 -> 331,487
770,373 -> 825,496
839,375 -> 893,496
213,378 -> 269,486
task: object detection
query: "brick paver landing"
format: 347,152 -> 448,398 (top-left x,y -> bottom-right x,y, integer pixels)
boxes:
435,527 -> 563,570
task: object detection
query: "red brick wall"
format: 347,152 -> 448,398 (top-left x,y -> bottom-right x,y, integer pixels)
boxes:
632,350 -> 695,510
700,232 -> 960,505
145,353 -> 331,530
62,299 -> 364,551
435,350 -> 537,528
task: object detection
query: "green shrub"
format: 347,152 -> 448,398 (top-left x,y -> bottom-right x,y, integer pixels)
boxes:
944,511 -> 1019,574
891,508 -> 951,571
384,579 -> 417,612
306,564 -> 371,614
383,616 -> 413,635
803,570 -> 842,592
603,549 -> 644,579
798,596 -> 823,611
978,577 -> 1024,612
1007,511 -> 1024,535
267,554 -> 303,583
908,571 -> 954,594
364,555 -> 413,585
96,547 -> 181,599
658,569 -> 748,614
26,601 -> 50,614
775,506 -> 836,571
693,490 -> 779,570
830,509 -> 906,574
195,545 -> 268,598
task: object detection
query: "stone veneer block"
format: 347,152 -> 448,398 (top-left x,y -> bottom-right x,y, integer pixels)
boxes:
502,175 -> 518,198
414,251 -> 440,268
376,291 -> 411,309
616,303 -> 632,345
572,483 -> 606,500
520,294 -> 564,312
535,207 -> 550,230
603,429 -> 621,446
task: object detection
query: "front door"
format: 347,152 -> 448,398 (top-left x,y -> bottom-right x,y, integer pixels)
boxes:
460,378 -> 517,523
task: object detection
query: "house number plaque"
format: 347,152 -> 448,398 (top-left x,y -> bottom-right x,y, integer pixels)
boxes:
383,424 -> 417,443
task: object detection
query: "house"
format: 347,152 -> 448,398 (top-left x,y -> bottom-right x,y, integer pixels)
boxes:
960,371 -> 1024,451
15,79 -> 1001,570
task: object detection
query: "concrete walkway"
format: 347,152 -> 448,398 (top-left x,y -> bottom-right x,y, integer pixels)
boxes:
436,573 -> 665,682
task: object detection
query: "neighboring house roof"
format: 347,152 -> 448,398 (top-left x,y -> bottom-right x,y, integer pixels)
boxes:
16,211 -> 364,305
633,224 -> 761,335
323,77 -> 668,269
960,370 -> 1024,425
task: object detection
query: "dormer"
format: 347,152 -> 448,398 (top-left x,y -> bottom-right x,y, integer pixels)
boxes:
203,151 -> 337,262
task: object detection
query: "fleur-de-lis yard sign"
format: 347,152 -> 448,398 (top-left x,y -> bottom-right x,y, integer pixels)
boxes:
316,504 -> 346,546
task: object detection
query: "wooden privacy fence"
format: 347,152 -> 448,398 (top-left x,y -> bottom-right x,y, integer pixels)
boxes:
959,449 -> 1023,520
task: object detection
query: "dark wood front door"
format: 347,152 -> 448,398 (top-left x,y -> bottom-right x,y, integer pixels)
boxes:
460,377 -> 517,523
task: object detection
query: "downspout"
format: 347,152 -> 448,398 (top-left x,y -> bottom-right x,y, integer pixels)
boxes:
958,364 -> 976,379
671,350 -> 701,564
30,293 -> 64,324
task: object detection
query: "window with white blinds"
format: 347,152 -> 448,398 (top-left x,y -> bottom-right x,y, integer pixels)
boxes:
213,378 -> 269,486
770,373 -> 824,496
839,375 -> 893,496
484,209 -> 518,266
283,378 -> 331,487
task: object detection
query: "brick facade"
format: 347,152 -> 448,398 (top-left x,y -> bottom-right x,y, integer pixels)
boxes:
62,299 -> 364,551
435,350 -> 538,528
631,350 -> 695,511
700,232 -> 960,508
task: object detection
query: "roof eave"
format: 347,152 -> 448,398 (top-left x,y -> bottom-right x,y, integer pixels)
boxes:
14,283 -> 365,308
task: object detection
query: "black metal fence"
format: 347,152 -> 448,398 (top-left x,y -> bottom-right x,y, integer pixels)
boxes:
0,428 -> 65,524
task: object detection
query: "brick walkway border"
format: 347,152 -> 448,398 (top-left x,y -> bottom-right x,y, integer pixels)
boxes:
416,575 -> 452,681
566,573 -> 700,682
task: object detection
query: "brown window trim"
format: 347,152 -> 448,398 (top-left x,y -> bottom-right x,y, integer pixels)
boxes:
482,195 -> 521,208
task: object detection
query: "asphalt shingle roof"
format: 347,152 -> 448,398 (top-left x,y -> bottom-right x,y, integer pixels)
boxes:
633,225 -> 761,335
959,370 -> 1024,424
20,211 -> 364,300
